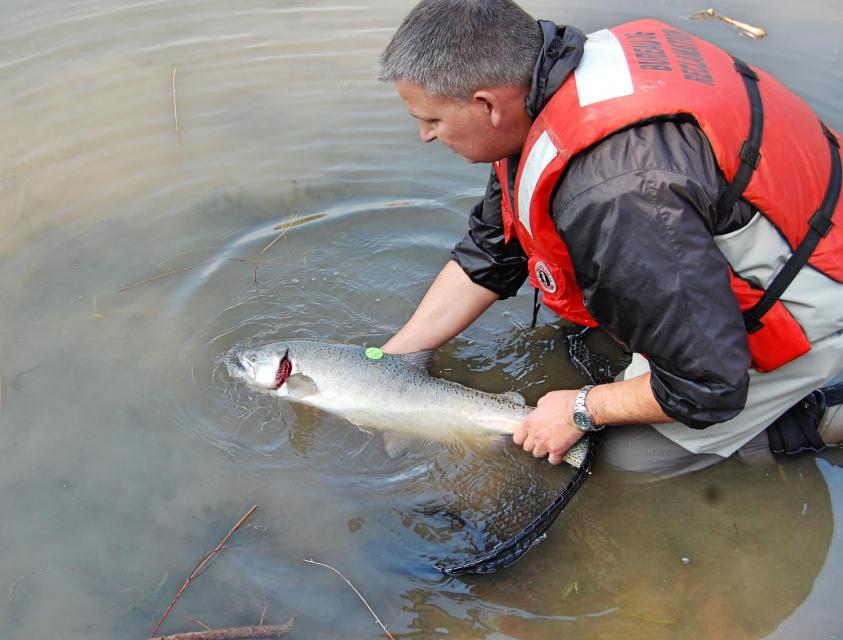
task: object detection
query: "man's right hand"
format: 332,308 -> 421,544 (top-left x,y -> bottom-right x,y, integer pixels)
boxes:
381,259 -> 499,354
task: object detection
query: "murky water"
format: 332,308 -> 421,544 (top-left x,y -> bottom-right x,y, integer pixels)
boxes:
1,0 -> 842,638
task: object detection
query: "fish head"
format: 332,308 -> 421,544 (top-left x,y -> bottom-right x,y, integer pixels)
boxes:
226,343 -> 293,392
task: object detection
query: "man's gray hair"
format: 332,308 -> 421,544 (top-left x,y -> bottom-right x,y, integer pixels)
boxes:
378,0 -> 542,100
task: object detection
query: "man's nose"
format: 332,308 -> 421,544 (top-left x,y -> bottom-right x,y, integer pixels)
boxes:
418,122 -> 437,143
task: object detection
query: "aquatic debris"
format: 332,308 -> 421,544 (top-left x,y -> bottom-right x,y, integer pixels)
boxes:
12,365 -> 39,391
153,570 -> 169,594
119,265 -> 198,293
90,295 -> 110,327
252,212 -> 327,284
150,505 -> 259,637
9,566 -> 117,605
561,579 -> 580,600
303,558 -> 396,640
255,212 -> 326,284
271,212 -> 325,231
681,557 -> 691,565
690,8 -> 767,39
254,216 -> 299,285
172,65 -> 180,140
148,618 -> 297,640
623,612 -> 678,625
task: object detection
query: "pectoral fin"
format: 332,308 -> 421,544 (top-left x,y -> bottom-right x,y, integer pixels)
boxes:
285,373 -> 320,398
382,432 -> 431,458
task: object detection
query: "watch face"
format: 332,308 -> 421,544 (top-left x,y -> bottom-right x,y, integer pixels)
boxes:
573,411 -> 591,430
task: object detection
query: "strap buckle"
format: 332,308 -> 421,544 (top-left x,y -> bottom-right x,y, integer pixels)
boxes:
743,313 -> 764,334
739,141 -> 762,169
822,122 -> 841,148
809,209 -> 834,237
734,59 -> 759,81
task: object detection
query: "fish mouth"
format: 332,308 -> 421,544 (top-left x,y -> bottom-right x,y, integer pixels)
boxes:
274,351 -> 292,390
224,352 -> 246,377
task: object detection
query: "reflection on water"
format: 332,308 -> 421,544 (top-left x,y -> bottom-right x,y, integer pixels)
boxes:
1,0 -> 842,638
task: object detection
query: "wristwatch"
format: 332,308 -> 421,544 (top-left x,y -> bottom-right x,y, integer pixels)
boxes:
572,385 -> 604,432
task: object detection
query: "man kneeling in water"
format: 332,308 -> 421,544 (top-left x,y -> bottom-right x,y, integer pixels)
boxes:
376,0 -> 843,476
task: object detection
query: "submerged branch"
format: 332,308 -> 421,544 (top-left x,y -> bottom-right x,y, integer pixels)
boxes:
173,65 -> 180,138
303,558 -> 396,639
149,617 -> 296,640
150,505 -> 259,637
253,216 -> 298,285
119,265 -> 198,293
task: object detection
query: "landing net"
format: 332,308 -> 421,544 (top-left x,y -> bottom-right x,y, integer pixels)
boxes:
438,325 -> 630,575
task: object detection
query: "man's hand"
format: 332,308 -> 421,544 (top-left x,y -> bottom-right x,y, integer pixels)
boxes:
513,390 -> 585,465
381,260 -> 499,355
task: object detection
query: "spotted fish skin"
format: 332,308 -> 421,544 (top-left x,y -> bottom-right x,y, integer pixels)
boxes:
226,340 -> 587,468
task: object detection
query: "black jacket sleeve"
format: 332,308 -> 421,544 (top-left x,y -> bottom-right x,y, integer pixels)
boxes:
450,166 -> 529,299
552,121 -> 752,428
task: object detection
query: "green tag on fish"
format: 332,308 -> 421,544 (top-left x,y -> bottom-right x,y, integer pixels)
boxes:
365,347 -> 384,361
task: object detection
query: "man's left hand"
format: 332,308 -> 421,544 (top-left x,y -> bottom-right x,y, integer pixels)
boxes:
513,390 -> 586,465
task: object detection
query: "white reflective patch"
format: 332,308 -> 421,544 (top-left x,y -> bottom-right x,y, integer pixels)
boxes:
715,212 -> 843,342
517,131 -> 558,236
575,29 -> 634,107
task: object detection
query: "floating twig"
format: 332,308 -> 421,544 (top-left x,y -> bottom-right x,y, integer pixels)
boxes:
90,295 -> 109,327
172,65 -> 180,138
253,217 -> 298,285
271,212 -> 325,231
119,265 -> 198,293
151,505 -> 259,637
9,567 -> 117,605
690,8 -> 767,39
303,559 -> 395,640
12,366 -> 39,391
149,618 -> 296,640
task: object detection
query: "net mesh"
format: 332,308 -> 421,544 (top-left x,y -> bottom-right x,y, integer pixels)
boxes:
438,325 -> 630,575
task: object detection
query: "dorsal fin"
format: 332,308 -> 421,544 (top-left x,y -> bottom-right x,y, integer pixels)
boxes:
399,349 -> 435,373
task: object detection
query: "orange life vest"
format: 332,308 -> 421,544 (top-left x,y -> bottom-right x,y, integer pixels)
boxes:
497,19 -> 842,372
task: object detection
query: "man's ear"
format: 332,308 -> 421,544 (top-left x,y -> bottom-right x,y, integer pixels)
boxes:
472,90 -> 504,128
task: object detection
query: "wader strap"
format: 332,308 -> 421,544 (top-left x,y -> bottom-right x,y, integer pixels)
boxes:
743,124 -> 842,333
530,287 -> 541,328
716,58 -> 764,220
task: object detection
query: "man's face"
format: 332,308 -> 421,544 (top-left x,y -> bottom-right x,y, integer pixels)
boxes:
396,81 -> 520,164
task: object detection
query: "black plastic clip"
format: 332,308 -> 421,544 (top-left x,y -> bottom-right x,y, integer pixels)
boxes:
822,122 -> 840,148
739,141 -> 762,169
734,59 -> 759,81
744,314 -> 764,334
809,209 -> 834,237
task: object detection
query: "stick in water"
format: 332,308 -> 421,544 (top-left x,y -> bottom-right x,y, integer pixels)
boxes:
151,505 -> 259,637
172,65 -> 180,137
302,559 -> 396,640
148,617 -> 297,640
